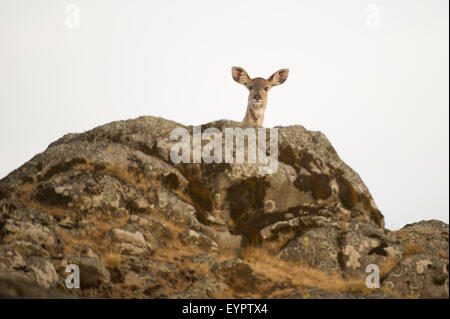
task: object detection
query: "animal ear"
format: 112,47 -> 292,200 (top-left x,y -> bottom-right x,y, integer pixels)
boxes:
267,69 -> 289,86
232,66 -> 251,86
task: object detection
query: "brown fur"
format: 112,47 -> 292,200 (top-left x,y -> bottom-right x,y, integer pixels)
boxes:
232,67 -> 289,127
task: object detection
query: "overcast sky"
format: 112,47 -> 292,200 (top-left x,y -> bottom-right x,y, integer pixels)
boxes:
0,0 -> 448,229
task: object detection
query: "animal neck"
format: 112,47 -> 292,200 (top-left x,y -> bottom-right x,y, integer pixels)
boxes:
243,104 -> 265,127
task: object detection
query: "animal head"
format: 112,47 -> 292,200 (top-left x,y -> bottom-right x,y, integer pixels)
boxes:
232,66 -> 289,109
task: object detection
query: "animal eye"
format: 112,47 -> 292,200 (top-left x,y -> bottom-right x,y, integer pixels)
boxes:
264,87 -> 269,91
248,86 -> 253,90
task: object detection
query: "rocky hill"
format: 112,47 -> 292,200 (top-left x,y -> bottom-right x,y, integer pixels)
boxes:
0,116 -> 448,298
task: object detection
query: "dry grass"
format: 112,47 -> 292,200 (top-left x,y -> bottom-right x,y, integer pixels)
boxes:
379,257 -> 401,277
214,248 -> 239,263
73,161 -> 199,217
259,230 -> 297,253
15,181 -> 37,199
58,213 -> 128,257
70,162 -> 150,191
438,249 -> 449,260
14,181 -> 74,219
59,231 -> 100,255
403,242 -> 424,257
240,246 -> 376,297
379,240 -> 426,277
5,161 -> 414,298
103,252 -> 122,269
75,162 -> 190,198
25,200 -> 74,219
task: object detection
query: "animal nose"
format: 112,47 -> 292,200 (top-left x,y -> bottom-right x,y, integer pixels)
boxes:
254,93 -> 261,100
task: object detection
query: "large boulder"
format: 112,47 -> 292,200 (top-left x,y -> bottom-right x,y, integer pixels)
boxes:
0,116 -> 447,299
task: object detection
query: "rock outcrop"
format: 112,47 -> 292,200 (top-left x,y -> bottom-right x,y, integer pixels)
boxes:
0,116 -> 448,298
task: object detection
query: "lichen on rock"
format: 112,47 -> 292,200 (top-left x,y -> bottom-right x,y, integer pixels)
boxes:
0,116 -> 447,299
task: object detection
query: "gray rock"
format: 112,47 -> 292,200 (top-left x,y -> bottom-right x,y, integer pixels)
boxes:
382,253 -> 449,298
339,221 -> 404,278
106,228 -> 153,256
0,272 -> 75,298
0,115 -> 447,299
182,276 -> 228,298
188,254 -> 218,267
394,220 -> 449,257
62,255 -> 110,289
211,258 -> 256,290
0,203 -> 62,251
123,271 -> 158,289
26,257 -> 59,289
179,230 -> 219,253
125,215 -> 172,248
279,227 -> 340,272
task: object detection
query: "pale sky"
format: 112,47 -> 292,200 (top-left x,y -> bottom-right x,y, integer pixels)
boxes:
0,0 -> 448,229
